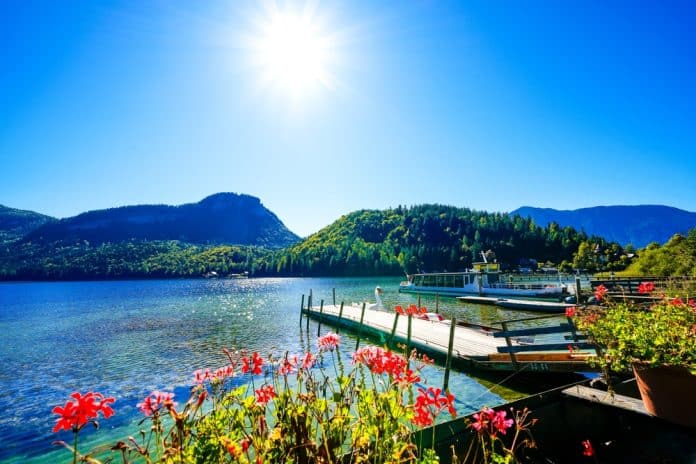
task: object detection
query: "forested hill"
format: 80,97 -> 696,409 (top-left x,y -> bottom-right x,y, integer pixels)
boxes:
511,205 -> 696,248
0,203 -> 629,280
22,193 -> 300,248
0,205 -> 56,244
260,204 -> 624,276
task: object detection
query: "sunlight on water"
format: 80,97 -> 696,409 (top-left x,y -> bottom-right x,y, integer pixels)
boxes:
0,277 -> 542,463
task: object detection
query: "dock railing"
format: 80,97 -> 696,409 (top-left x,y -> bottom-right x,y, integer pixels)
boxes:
492,314 -> 598,371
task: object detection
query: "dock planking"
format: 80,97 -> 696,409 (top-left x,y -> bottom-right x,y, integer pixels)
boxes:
302,301 -> 597,373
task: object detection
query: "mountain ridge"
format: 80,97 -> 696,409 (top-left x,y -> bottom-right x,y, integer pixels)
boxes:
0,205 -> 56,244
20,193 -> 300,248
510,205 -> 696,248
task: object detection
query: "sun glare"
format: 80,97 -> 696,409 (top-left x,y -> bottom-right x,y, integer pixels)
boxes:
250,6 -> 335,98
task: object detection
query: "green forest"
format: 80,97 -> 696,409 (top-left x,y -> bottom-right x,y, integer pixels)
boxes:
621,228 -> 696,276
0,204 -> 653,280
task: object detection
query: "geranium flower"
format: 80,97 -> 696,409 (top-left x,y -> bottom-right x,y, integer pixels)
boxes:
137,391 -> 176,417
411,387 -> 457,428
565,306 -> 577,317
255,385 -> 276,406
52,391 -> 115,433
594,284 -> 608,301
242,352 -> 265,375
491,410 -> 514,435
638,281 -> 655,294
470,408 -> 495,432
300,352 -> 316,369
581,439 -> 595,456
317,332 -> 341,352
278,355 -> 298,376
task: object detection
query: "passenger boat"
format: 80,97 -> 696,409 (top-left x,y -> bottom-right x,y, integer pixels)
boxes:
399,262 -> 567,298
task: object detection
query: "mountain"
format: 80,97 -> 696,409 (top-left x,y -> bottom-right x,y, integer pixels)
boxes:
258,204 -> 620,276
510,205 -> 696,248
2,203 -> 630,280
0,205 -> 56,244
21,193 -> 300,248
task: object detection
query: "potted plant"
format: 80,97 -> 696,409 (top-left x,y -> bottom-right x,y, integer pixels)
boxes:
574,283 -> 696,428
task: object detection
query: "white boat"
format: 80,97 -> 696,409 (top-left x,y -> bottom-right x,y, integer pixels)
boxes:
399,262 -> 567,298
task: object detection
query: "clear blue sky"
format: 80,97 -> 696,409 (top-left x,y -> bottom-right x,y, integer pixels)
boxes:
1,1 -> 694,237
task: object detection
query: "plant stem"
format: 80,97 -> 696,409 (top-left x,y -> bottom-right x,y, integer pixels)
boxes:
73,428 -> 79,464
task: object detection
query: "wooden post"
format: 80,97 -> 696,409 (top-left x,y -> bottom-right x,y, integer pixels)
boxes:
435,293 -> 440,313
299,294 -> 305,326
443,317 -> 457,391
390,312 -> 400,343
575,277 -> 581,304
333,288 -> 336,306
406,314 -> 413,354
417,293 -> 421,308
336,302 -> 344,334
501,321 -> 518,370
306,293 -> 311,332
355,302 -> 367,351
317,299 -> 324,336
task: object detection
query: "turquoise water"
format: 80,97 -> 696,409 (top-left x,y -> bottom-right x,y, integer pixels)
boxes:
0,277 -> 543,463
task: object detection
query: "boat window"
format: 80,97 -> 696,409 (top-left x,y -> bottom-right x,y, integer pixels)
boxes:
455,275 -> 464,287
423,275 -> 435,286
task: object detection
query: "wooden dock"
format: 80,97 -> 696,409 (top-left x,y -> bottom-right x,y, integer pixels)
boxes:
302,299 -> 597,373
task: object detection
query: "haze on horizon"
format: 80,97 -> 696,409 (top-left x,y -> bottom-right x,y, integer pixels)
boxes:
1,1 -> 694,237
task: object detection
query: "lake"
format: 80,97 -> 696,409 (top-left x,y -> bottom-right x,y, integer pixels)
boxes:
0,277 -> 549,463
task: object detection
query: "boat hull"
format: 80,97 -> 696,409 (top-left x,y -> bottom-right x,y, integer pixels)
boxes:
399,284 -> 565,298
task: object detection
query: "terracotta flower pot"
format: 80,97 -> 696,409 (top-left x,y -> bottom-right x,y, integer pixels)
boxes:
632,363 -> 696,428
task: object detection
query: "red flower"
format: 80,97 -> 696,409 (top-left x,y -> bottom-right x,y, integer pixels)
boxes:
411,387 -> 457,428
317,332 -> 341,352
193,368 -> 211,384
226,442 -> 240,458
638,281 -> 655,294
242,352 -> 265,375
470,407 -> 495,433
241,438 -> 250,452
395,305 -> 405,315
278,355 -> 298,376
565,306 -> 577,317
301,352 -> 316,369
491,410 -> 514,435
670,297 -> 684,306
137,391 -> 176,417
52,391 -> 115,433
581,439 -> 595,456
352,346 -> 414,381
255,385 -> 276,406
593,284 -> 608,301
252,352 -> 264,375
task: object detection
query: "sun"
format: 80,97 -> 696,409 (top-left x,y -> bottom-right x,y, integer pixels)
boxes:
249,5 -> 335,98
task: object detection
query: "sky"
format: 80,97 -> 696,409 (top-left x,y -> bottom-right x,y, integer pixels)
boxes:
1,1 -> 695,237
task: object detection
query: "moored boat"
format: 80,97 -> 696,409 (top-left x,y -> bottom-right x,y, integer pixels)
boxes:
399,262 -> 567,298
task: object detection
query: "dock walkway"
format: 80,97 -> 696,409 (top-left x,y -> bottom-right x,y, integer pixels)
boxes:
303,301 -> 596,373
